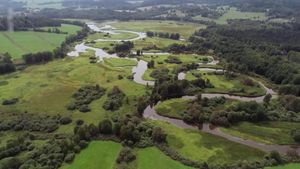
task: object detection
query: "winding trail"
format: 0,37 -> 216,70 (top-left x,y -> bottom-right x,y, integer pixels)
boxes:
67,22 -> 300,155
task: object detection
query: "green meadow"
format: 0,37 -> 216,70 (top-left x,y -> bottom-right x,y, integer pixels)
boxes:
186,70 -> 266,96
87,32 -> 139,41
0,24 -> 81,59
136,147 -> 194,169
0,55 -> 147,133
16,0 -> 64,9
265,163 -> 300,169
61,141 -> 122,169
111,20 -> 206,39
155,98 -> 237,119
141,54 -> 211,80
193,7 -> 267,24
221,122 -> 300,145
155,98 -> 190,119
153,121 -> 265,164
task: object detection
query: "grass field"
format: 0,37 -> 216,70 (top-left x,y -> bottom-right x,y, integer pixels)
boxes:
16,0 -> 64,9
265,164 -> 300,169
87,37 -> 187,53
87,32 -> 139,41
0,56 -> 147,133
133,37 -> 187,51
0,24 -> 81,59
141,54 -> 211,81
186,70 -> 266,96
155,98 -> 237,119
155,98 -> 190,119
111,20 -> 206,39
221,122 -> 300,145
136,147 -> 194,169
61,141 -> 122,169
153,121 -> 265,164
103,58 -> 137,67
193,7 -> 267,24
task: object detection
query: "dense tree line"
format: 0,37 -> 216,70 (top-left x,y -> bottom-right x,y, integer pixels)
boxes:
0,16 -> 61,31
0,53 -> 15,74
187,21 -> 300,96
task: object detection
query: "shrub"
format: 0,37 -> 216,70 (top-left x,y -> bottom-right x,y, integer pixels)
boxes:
60,117 -> 72,125
99,119 -> 113,135
102,86 -> 125,111
152,127 -> 167,143
2,98 -> 19,105
64,153 -> 75,163
116,147 -> 136,164
68,85 -> 106,112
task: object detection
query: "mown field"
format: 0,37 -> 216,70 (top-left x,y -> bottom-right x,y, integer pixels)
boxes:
0,24 -> 81,59
61,141 -> 122,169
265,163 -> 300,169
193,7 -> 267,24
111,20 -> 206,39
136,147 -> 194,169
186,70 -> 266,96
221,122 -> 300,145
152,121 -> 266,164
0,55 -> 147,133
16,0 -> 64,9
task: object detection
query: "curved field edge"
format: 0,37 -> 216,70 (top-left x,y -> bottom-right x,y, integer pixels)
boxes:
136,147 -> 194,169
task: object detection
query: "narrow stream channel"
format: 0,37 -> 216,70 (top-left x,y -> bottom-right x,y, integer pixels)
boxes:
67,22 -> 299,155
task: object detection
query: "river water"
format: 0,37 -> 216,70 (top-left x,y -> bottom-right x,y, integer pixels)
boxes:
66,22 -> 296,155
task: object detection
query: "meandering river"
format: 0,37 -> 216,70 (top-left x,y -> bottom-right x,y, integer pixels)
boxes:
67,22 -> 300,155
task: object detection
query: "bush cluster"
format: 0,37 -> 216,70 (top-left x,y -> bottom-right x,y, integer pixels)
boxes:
102,86 -> 125,111
68,84 -> 106,112
0,113 -> 60,133
2,98 -> 19,105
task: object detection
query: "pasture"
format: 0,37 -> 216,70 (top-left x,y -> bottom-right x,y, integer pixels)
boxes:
136,147 -> 194,169
0,56 -> 147,133
61,141 -> 122,169
265,163 -> 300,169
193,7 -> 267,24
111,20 -> 206,39
0,24 -> 81,59
221,122 -> 300,145
186,70 -> 266,96
153,121 -> 266,164
155,98 -> 190,119
16,0 -> 64,9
